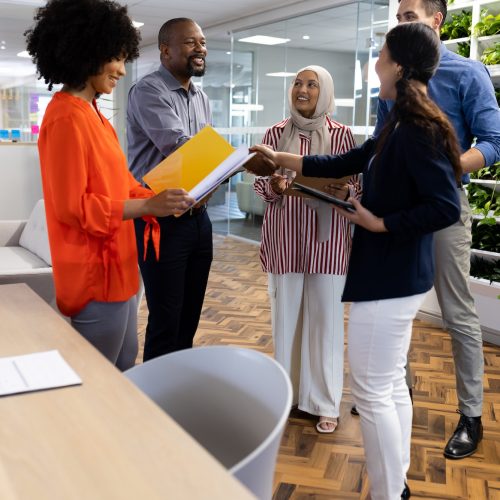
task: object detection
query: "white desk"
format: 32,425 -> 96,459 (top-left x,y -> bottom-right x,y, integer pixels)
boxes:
0,284 -> 254,500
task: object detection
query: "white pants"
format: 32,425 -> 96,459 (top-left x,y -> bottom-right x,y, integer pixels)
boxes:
268,272 -> 345,417
348,293 -> 426,500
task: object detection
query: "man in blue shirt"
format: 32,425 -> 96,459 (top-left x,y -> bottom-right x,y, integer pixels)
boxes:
373,0 -> 500,460
127,18 -> 213,361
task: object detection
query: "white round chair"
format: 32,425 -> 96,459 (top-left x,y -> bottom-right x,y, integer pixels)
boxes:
125,345 -> 292,499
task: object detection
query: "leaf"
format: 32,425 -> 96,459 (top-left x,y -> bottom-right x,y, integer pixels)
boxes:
478,217 -> 497,226
480,43 -> 500,65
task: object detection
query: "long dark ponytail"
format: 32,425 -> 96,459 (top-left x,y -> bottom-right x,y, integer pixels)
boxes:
376,23 -> 462,182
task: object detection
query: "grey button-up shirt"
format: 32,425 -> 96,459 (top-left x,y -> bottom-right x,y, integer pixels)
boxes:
127,64 -> 212,183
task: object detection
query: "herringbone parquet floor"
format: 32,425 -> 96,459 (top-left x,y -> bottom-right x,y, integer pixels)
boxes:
137,235 -> 500,500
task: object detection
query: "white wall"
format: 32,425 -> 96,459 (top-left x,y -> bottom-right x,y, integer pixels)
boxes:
0,144 -> 42,220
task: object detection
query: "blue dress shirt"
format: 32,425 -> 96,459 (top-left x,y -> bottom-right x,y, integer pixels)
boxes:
375,44 -> 500,183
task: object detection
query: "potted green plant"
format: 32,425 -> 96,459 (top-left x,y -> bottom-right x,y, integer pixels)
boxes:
467,182 -> 500,225
470,255 -> 500,284
481,42 -> 500,65
440,10 -> 472,40
474,11 -> 500,37
470,163 -> 500,201
457,41 -> 470,58
471,164 -> 500,181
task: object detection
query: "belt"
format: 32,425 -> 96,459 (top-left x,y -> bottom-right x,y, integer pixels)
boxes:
180,203 -> 207,218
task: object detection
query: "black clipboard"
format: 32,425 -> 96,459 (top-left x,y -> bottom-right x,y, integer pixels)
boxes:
292,182 -> 355,212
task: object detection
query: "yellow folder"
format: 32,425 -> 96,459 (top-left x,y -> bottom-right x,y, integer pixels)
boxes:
143,125 -> 235,194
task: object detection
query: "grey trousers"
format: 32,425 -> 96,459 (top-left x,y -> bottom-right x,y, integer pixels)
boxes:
433,190 -> 483,417
71,296 -> 138,371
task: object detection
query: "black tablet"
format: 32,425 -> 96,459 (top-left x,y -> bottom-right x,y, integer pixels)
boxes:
293,182 -> 355,212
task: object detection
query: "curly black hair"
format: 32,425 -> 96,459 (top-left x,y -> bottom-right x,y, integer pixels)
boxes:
25,0 -> 141,90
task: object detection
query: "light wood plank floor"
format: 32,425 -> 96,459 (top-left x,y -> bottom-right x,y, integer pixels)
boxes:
137,235 -> 500,500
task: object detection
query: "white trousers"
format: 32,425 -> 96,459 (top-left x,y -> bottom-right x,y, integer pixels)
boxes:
268,272 -> 345,417
348,293 -> 426,500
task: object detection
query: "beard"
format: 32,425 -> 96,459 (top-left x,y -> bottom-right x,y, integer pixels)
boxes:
188,57 -> 206,77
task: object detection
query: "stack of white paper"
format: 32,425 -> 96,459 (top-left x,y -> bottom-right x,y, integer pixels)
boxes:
0,350 -> 82,396
191,145 -> 255,201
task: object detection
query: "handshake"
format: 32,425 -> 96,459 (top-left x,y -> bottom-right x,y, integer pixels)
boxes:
244,146 -> 280,176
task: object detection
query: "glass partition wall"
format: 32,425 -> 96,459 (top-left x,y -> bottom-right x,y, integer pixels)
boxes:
209,0 -> 389,241
0,0 -> 388,241
132,0 -> 389,241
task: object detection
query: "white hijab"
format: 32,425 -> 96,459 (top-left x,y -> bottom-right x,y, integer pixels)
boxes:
276,65 -> 337,242
277,65 -> 336,155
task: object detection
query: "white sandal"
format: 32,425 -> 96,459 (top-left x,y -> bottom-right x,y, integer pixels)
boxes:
316,416 -> 338,434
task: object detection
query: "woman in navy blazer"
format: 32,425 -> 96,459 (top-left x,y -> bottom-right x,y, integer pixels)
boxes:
252,22 -> 461,500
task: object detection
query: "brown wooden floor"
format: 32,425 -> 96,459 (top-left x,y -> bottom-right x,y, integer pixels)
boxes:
137,235 -> 500,500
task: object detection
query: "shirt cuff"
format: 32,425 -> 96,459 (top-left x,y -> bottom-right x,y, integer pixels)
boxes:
302,156 -> 316,177
473,142 -> 495,168
109,199 -> 124,234
383,214 -> 400,233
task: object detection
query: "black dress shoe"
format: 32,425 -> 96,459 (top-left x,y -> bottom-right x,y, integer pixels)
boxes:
443,411 -> 483,459
401,482 -> 411,499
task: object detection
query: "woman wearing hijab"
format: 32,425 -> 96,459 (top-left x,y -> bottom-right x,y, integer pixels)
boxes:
254,65 -> 359,433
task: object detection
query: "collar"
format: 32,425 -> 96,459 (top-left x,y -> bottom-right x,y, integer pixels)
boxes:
158,64 -> 200,96
440,42 -> 451,60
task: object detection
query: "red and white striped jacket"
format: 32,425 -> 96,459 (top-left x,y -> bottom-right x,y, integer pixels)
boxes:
254,116 -> 359,275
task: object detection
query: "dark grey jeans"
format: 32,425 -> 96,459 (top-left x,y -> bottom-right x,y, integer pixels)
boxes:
71,296 -> 138,371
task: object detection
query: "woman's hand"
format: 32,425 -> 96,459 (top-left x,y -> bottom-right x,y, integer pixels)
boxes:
334,198 -> 387,233
193,191 -> 213,208
144,188 -> 194,217
249,144 -> 278,164
270,174 -> 288,194
324,182 -> 349,201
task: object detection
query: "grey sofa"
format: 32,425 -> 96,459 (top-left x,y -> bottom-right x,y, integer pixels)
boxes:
235,172 -> 266,217
0,199 -> 55,307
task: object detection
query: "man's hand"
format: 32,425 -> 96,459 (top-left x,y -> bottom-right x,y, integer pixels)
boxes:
334,198 -> 387,233
245,148 -> 279,176
249,145 -> 303,174
270,174 -> 288,194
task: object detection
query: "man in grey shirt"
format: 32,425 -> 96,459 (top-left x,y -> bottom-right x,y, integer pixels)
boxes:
127,17 -> 213,361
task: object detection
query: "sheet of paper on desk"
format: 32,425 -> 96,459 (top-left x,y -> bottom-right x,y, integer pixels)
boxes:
0,349 -> 82,396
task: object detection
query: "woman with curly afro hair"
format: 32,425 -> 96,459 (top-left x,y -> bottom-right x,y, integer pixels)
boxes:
25,0 -> 194,370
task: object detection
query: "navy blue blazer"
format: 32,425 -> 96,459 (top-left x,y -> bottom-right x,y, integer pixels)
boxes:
302,122 -> 461,302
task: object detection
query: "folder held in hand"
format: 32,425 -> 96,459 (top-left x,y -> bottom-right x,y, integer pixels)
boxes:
143,125 -> 255,202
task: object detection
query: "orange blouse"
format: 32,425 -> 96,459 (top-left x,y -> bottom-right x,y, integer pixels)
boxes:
38,92 -> 152,317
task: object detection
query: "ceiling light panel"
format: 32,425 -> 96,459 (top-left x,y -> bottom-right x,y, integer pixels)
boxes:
266,72 -> 296,77
238,35 -> 290,46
